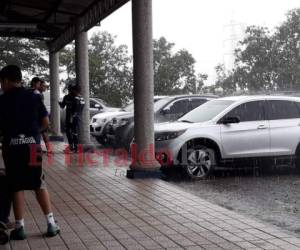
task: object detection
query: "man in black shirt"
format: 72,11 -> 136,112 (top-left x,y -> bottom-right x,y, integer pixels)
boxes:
59,84 -> 85,153
0,65 -> 60,240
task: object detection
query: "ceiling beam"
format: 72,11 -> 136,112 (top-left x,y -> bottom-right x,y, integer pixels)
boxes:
10,2 -> 79,16
48,0 -> 129,53
0,31 -> 54,39
43,0 -> 64,22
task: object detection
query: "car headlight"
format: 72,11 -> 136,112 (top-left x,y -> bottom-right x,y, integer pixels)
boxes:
155,129 -> 186,141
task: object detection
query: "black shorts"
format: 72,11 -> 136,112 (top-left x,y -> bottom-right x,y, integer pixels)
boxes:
2,144 -> 45,192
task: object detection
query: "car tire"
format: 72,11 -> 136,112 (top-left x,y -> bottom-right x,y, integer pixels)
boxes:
295,145 -> 300,173
183,145 -> 216,180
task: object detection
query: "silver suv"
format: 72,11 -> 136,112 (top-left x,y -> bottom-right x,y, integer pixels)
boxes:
155,96 -> 300,180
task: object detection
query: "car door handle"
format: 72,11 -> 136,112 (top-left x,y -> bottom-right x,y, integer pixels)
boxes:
257,125 -> 267,129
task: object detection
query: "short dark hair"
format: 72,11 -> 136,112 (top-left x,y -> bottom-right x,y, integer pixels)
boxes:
31,76 -> 41,87
0,65 -> 22,82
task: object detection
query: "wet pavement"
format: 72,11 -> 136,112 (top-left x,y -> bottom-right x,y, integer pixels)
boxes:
0,143 -> 300,249
170,168 -> 300,238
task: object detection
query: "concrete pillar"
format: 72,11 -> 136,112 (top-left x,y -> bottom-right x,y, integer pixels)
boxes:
75,18 -> 90,145
49,51 -> 62,139
128,0 -> 160,176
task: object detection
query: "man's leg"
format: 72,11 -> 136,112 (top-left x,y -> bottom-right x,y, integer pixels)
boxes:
13,192 -> 24,223
35,188 -> 60,237
71,121 -> 79,153
10,191 -> 26,240
65,124 -> 74,151
42,132 -> 51,153
35,189 -> 51,215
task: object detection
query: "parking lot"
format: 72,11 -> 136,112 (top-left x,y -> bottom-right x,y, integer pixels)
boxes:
166,168 -> 300,237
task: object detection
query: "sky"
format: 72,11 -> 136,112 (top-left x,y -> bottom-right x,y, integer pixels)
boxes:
89,0 -> 300,85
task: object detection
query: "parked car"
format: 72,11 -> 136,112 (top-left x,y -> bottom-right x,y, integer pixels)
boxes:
90,96 -> 166,144
155,95 -> 300,180
90,102 -> 134,144
105,95 -> 217,149
61,97 -> 118,132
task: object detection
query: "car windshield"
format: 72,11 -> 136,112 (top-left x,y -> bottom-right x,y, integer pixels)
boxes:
178,99 -> 234,123
154,97 -> 173,112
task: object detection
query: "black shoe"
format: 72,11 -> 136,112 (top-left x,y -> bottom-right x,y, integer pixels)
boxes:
10,227 -> 26,240
46,223 -> 60,237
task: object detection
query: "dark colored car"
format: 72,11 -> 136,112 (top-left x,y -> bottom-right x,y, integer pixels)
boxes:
104,95 -> 218,150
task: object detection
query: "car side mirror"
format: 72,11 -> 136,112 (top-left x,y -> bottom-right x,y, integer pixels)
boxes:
161,109 -> 170,116
220,116 -> 240,124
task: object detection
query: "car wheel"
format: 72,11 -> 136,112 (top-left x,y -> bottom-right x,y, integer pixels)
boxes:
295,145 -> 300,173
184,145 -> 215,180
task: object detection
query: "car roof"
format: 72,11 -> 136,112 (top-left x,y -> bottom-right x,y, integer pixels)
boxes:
218,95 -> 300,102
162,94 -> 218,100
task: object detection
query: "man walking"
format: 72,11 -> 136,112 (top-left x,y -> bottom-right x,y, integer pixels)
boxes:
30,78 -> 51,153
59,84 -> 85,153
0,65 -> 60,240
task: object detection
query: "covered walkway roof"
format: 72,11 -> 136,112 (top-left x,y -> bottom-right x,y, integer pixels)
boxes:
0,0 -> 161,174
0,0 -> 129,52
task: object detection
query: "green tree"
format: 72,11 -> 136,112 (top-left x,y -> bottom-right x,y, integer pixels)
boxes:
153,37 -> 205,95
89,32 -> 133,107
274,8 -> 300,90
60,32 -> 133,107
0,37 -> 49,82
60,44 -> 75,81
234,26 -> 277,91
215,64 -> 236,94
215,8 -> 300,93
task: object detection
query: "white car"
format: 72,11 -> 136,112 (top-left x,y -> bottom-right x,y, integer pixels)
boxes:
155,95 -> 300,180
90,96 -> 167,144
90,110 -> 132,144
90,102 -> 134,144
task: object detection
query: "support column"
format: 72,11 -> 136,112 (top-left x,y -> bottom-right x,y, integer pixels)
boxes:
75,18 -> 90,145
49,51 -> 63,140
127,0 -> 160,178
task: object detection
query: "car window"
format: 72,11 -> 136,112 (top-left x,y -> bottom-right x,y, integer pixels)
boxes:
93,98 -> 108,107
179,100 -> 234,123
163,99 -> 190,119
224,101 -> 265,122
190,98 -> 207,110
267,100 -> 300,120
90,99 -> 96,108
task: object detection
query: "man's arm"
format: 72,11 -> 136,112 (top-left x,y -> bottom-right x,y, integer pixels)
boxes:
59,96 -> 66,109
40,116 -> 49,132
36,95 -> 49,131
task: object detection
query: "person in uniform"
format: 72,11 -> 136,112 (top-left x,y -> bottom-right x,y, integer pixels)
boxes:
0,65 -> 60,240
59,84 -> 85,153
